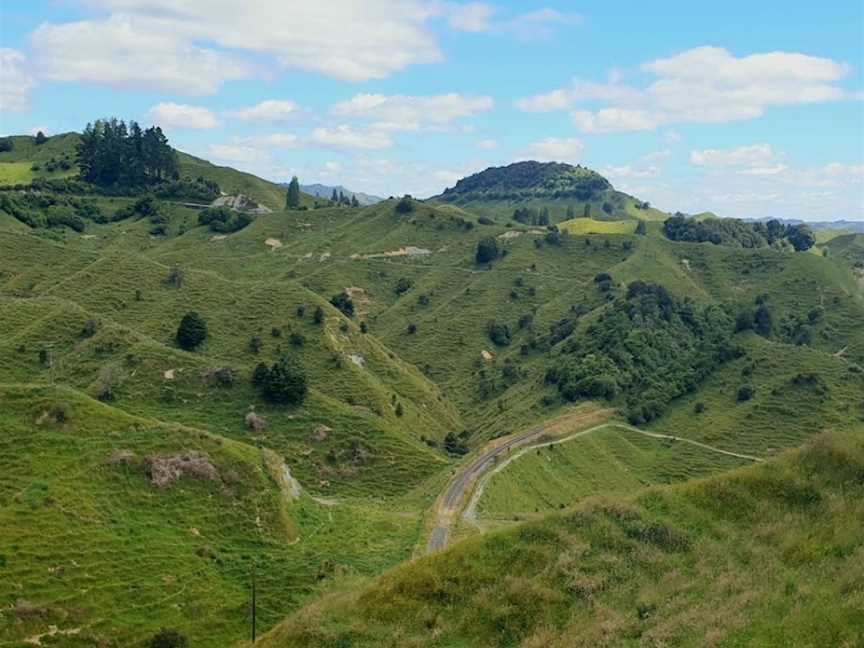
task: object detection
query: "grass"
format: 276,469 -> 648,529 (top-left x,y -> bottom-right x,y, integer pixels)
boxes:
475,424 -> 751,519
558,217 -> 637,235
256,428 -> 864,647
1,156 -> 863,645
0,385 -> 424,647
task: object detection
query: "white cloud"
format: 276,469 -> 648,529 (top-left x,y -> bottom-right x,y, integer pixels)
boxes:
207,144 -> 271,164
515,46 -> 854,133
230,99 -> 300,122
309,125 -> 393,150
0,49 -> 35,112
234,133 -> 302,149
520,137 -> 584,162
437,4 -> 578,39
642,149 -> 671,162
148,102 -> 221,129
690,143 -> 779,168
477,138 -> 498,149
31,16 -> 251,94
332,93 -> 493,131
515,80 -> 640,112
441,2 -> 496,32
29,1 -> 451,90
571,108 -> 659,134
603,164 -> 661,179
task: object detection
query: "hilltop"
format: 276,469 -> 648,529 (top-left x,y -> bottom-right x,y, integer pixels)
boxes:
430,160 -> 669,222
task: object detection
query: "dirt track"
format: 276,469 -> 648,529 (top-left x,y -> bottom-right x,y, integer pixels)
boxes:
425,408 -> 612,553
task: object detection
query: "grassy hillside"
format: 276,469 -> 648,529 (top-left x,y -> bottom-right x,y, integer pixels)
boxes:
0,385 -> 423,647
0,132 -> 316,211
2,155 -> 862,646
257,429 -> 864,647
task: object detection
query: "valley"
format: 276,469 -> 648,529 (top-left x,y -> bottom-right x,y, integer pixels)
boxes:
0,128 -> 862,647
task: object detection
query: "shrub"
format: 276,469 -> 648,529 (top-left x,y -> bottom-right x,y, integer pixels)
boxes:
444,432 -> 469,456
330,292 -> 354,318
150,629 -> 187,648
176,311 -> 207,351
81,318 -> 100,338
488,321 -> 512,347
258,356 -> 308,406
313,306 -> 324,324
395,402 -> 404,417
360,321 -> 368,333
407,323 -> 417,334
289,332 -> 305,347
478,216 -> 494,225
248,337 -> 262,354
251,362 -> 269,387
737,385 -> 754,402
395,195 -> 414,214
475,237 -> 499,263
394,277 -> 413,295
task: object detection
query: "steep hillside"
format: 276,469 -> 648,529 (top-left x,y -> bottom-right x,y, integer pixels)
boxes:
0,386 -> 422,648
256,429 -> 864,648
430,161 -> 668,223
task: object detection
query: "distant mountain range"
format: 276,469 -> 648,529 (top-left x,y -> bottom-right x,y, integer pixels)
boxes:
297,183 -> 384,206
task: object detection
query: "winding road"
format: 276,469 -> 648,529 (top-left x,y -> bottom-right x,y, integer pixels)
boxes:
425,408 -> 612,553
424,414 -> 763,554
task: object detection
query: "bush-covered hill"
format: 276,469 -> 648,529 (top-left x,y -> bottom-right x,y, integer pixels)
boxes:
430,161 -> 668,223
255,429 -> 864,648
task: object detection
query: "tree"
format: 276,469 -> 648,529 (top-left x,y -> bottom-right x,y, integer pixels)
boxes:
635,220 -> 647,236
351,195 -> 360,208
737,385 -> 754,402
251,362 -> 270,387
35,131 -> 48,145
444,432 -> 468,455
259,356 -> 308,406
176,311 -> 208,350
330,292 -> 354,318
394,277 -> 413,295
286,176 -> 301,209
313,306 -> 324,324
475,237 -> 499,264
150,629 -> 187,648
487,321 -> 511,347
395,195 -> 414,214
331,188 -> 338,203
787,224 -> 816,252
754,305 -> 773,337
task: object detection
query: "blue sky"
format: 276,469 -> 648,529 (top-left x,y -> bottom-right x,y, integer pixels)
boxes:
1,0 -> 862,220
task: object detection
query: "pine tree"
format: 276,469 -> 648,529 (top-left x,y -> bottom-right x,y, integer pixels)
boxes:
286,176 -> 301,209
331,188 -> 338,203
351,195 -> 360,208
635,220 -> 647,236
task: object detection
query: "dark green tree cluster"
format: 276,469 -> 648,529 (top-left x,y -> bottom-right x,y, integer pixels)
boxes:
330,292 -> 355,318
77,118 -> 177,187
443,431 -> 469,456
198,206 -> 253,233
546,281 -> 738,424
475,237 -> 499,263
395,195 -> 415,214
663,215 -> 815,251
252,356 -> 308,406
176,312 -> 208,351
0,192 -> 107,231
487,321 -> 512,347
329,188 -> 359,207
512,206 -> 550,226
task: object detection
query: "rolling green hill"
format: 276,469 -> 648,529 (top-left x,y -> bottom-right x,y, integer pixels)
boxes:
429,161 -> 669,223
2,148 -> 862,646
256,428 -> 864,647
0,132 -> 318,211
